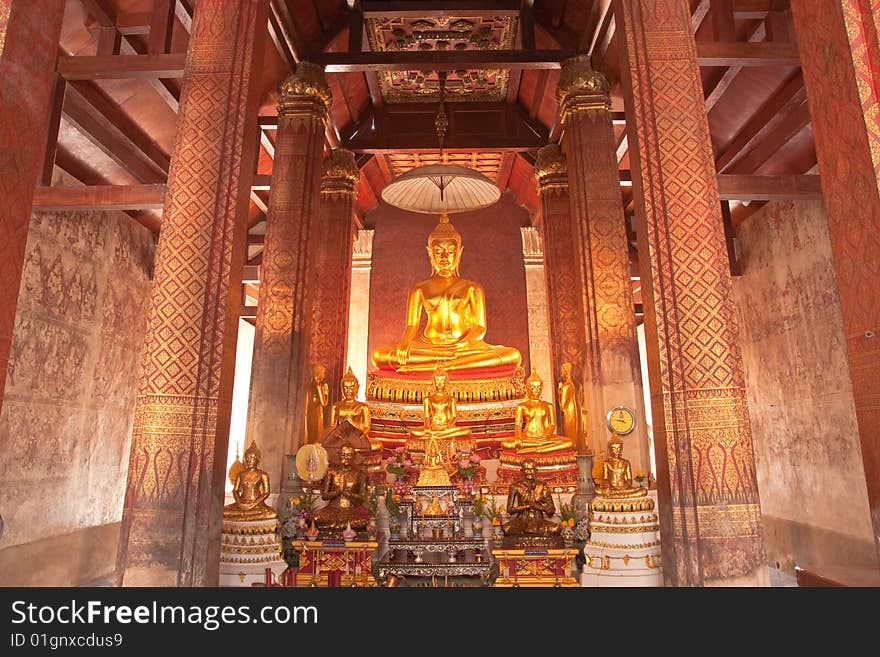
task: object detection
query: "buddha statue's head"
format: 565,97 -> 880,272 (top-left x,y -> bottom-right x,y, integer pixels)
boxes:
244,440 -> 261,469
526,369 -> 543,399
427,212 -> 462,277
560,362 -> 573,380
341,367 -> 359,400
521,458 -> 537,481
607,435 -> 624,459
313,362 -> 326,382
431,363 -> 450,392
339,443 -> 355,467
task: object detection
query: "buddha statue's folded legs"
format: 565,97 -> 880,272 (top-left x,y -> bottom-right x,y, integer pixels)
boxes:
372,340 -> 521,373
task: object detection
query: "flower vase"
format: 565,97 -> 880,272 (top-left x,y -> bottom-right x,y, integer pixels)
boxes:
561,524 -> 575,548
492,522 -> 504,544
472,517 -> 484,538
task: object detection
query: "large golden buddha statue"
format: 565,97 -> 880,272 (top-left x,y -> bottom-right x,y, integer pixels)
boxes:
224,441 -> 277,521
502,370 -> 574,454
595,434 -> 647,499
329,367 -> 381,454
371,213 -> 522,373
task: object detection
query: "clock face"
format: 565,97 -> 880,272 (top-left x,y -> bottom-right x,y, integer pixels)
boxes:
606,406 -> 636,436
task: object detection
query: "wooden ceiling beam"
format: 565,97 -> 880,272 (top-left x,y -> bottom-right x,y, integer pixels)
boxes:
695,41 -> 799,66
32,184 -> 166,211
315,50 -> 572,72
717,174 -> 821,200
79,0 -> 116,26
148,0 -> 177,55
734,0 -> 790,19
362,1 -> 521,18
58,53 -> 186,79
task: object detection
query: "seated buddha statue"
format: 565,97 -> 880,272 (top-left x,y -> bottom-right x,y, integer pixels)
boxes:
329,367 -> 381,454
371,213 -> 522,373
502,459 -> 561,537
501,370 -> 574,454
409,364 -> 471,443
224,441 -> 277,521
595,434 -> 647,499
313,444 -> 369,531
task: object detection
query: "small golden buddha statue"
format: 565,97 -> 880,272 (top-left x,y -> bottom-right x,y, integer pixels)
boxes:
306,363 -> 329,445
501,370 -> 574,453
502,459 -> 561,537
595,434 -> 647,499
557,362 -> 588,454
313,443 -> 369,531
410,364 -> 471,441
224,441 -> 277,521
416,432 -> 452,487
371,213 -> 522,372
329,367 -> 380,453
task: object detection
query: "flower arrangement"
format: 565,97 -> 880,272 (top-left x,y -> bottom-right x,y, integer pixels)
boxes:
482,497 -> 505,526
452,449 -> 482,480
288,488 -> 319,522
385,488 -> 402,519
384,446 -> 413,480
634,471 -> 646,486
471,492 -> 487,519
556,494 -> 576,528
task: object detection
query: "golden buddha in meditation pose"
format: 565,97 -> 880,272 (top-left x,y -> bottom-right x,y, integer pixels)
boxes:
501,370 -> 574,454
313,444 -> 369,531
503,459 -> 560,537
371,213 -> 522,373
410,364 -> 471,442
224,441 -> 277,521
595,434 -> 647,499
329,367 -> 380,454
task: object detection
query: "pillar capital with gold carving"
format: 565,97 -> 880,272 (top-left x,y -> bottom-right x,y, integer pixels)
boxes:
321,148 -> 359,197
556,54 -> 612,124
278,61 -> 331,119
534,143 -> 568,196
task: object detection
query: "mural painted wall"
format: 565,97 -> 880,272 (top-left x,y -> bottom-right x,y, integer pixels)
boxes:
367,192 -> 532,376
732,200 -> 876,573
0,184 -> 154,585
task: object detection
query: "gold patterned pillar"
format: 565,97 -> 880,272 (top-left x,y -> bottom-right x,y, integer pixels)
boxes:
535,145 -> 589,443
520,226 -> 554,404
614,0 -> 765,585
346,229 -> 374,400
557,57 -> 650,472
244,62 -> 330,490
310,149 -> 358,407
115,0 -> 269,586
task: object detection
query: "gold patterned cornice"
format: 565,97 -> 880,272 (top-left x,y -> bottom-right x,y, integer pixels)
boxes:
534,143 -> 568,194
278,61 -> 331,118
321,148 -> 359,196
556,54 -> 611,124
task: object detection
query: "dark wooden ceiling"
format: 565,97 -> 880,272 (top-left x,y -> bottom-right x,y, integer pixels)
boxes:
52,0 -> 813,258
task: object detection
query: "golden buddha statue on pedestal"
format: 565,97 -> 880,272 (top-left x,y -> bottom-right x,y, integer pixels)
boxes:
502,370 -> 574,454
408,364 -> 472,458
502,459 -> 561,539
306,363 -> 329,445
329,367 -> 381,454
313,444 -> 370,531
224,441 -> 277,521
595,434 -> 647,499
371,213 -> 522,373
557,362 -> 589,454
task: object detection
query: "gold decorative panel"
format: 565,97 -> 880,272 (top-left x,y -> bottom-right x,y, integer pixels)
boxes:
386,151 -> 504,181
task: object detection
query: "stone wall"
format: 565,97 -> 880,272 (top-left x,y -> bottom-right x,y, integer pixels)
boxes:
367,192 -> 532,375
732,200 -> 876,574
0,197 -> 154,585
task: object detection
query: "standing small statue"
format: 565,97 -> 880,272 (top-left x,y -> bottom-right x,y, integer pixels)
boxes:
595,435 -> 647,498
557,361 -> 588,454
502,459 -> 561,538
328,367 -> 381,454
501,370 -> 573,453
306,363 -> 329,445
313,443 -> 370,531
224,441 -> 277,520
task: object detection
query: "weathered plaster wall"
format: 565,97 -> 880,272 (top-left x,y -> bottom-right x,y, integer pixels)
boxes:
368,192 -> 532,374
732,200 -> 876,573
0,195 -> 154,585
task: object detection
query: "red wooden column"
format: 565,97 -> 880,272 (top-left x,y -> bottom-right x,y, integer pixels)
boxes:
613,0 -> 765,585
534,144 -> 589,444
244,62 -> 330,487
790,1 -> 880,564
556,56 -> 650,472
0,0 -> 65,413
115,0 -> 268,586
310,148 -> 358,406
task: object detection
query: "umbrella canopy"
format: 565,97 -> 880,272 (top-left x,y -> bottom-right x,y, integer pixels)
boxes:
381,163 -> 501,214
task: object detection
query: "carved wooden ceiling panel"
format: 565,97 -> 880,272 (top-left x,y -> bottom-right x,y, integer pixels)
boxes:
386,151 -> 505,181
365,15 -> 517,103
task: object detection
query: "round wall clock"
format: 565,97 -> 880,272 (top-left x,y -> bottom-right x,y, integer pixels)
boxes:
606,405 -> 636,436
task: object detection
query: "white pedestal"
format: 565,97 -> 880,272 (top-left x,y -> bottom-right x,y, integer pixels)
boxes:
219,517 -> 286,587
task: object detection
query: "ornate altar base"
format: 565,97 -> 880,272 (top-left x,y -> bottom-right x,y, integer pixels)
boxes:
580,493 -> 663,587
289,540 -> 378,587
496,449 -> 579,492
492,548 -> 580,587
219,518 -> 286,587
